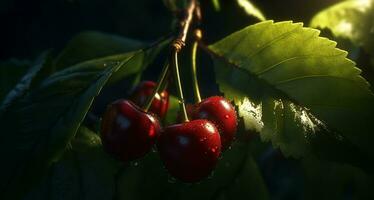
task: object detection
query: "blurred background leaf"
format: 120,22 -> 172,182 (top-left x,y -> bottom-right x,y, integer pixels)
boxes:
310,0 -> 374,57
0,59 -> 31,101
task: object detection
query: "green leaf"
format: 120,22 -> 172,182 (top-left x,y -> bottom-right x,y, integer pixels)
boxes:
222,153 -> 269,200
209,21 -> 374,163
302,156 -> 374,200
310,0 -> 374,56
0,42 -> 165,200
0,51 -> 53,113
0,59 -> 31,101
54,31 -> 145,70
163,95 -> 180,125
236,0 -> 266,21
23,126 -> 120,200
211,0 -> 221,11
116,141 -> 269,200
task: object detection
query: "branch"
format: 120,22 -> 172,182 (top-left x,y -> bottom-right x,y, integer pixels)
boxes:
171,0 -> 197,52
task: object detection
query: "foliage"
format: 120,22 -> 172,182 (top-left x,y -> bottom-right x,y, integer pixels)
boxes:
210,21 -> 374,166
310,0 -> 374,56
0,36 -> 167,200
1,1 -> 374,200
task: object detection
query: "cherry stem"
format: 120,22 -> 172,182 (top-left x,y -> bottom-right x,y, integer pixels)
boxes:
191,40 -> 202,103
166,0 -> 198,122
143,61 -> 170,112
171,50 -> 189,122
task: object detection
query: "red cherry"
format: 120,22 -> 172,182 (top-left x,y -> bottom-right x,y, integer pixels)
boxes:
101,99 -> 160,162
157,119 -> 221,182
191,96 -> 237,150
131,81 -> 169,118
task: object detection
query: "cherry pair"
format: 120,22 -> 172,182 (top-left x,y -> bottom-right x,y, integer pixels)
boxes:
101,81 -> 167,161
100,81 -> 237,183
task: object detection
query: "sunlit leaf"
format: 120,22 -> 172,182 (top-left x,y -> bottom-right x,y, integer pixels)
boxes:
236,0 -> 266,21
310,0 -> 374,56
211,0 -> 221,11
210,21 -> 374,164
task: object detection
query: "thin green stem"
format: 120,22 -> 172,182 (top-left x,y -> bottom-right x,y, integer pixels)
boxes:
191,41 -> 202,103
143,61 -> 170,111
171,50 -> 189,122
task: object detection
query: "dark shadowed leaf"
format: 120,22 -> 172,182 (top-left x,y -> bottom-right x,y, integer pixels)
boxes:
302,156 -> 374,200
116,141 -> 269,200
54,31 -> 145,70
0,59 -> 31,101
0,51 -> 53,113
0,41 -> 166,200
23,126 -> 120,200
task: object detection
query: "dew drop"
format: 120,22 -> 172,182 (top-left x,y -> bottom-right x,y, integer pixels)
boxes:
133,162 -> 138,167
224,114 -> 229,119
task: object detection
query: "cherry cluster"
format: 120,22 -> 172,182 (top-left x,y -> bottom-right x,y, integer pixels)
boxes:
100,81 -> 237,182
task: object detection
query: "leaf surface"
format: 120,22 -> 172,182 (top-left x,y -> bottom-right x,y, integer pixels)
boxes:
0,42 -> 165,199
310,0 -> 374,56
209,21 -> 374,163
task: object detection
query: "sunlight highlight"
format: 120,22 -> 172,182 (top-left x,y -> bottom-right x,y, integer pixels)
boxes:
335,20 -> 353,36
357,0 -> 371,12
238,98 -> 264,132
236,0 -> 266,21
289,103 -> 323,133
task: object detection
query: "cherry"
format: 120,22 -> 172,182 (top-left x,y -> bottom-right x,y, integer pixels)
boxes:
157,119 -> 221,182
101,99 -> 160,162
191,96 -> 237,150
131,81 -> 169,119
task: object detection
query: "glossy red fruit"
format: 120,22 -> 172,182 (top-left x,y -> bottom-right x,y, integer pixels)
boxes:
131,81 -> 169,119
157,119 -> 221,182
191,96 -> 237,150
101,99 -> 160,162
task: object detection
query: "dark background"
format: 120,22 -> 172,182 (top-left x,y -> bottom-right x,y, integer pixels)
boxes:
0,1 -> 366,199
0,0 -> 341,61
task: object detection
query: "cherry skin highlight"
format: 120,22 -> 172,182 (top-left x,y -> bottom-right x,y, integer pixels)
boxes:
191,96 -> 237,150
131,81 -> 169,119
101,99 -> 161,162
157,119 -> 221,183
